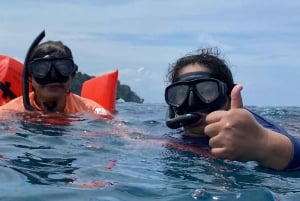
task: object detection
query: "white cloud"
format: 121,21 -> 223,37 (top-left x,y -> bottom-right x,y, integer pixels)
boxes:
1,0 -> 300,105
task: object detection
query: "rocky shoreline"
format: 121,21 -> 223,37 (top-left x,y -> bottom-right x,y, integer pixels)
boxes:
71,72 -> 144,104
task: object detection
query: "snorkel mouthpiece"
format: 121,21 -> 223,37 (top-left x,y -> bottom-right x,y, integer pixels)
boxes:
23,30 -> 46,111
165,107 -> 202,129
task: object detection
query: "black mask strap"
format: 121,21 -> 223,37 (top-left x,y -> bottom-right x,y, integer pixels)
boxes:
23,30 -> 45,111
0,81 -> 16,100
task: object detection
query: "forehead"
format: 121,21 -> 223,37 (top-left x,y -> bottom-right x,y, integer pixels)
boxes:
177,63 -> 211,77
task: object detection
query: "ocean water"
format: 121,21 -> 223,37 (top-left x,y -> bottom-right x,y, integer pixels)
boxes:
0,102 -> 299,201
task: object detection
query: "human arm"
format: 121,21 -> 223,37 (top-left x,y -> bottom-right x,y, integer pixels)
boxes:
204,84 -> 295,170
247,109 -> 300,171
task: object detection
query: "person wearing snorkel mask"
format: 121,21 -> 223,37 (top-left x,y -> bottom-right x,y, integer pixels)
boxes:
0,36 -> 111,117
165,48 -> 300,171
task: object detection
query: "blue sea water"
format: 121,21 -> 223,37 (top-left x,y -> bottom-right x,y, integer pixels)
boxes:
0,102 -> 300,201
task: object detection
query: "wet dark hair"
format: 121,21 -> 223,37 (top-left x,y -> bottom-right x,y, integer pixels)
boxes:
166,47 -> 234,93
29,40 -> 73,62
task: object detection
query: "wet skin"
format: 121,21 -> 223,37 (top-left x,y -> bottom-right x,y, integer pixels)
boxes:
31,73 -> 75,112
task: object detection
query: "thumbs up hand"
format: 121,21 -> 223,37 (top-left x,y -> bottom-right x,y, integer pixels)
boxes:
204,84 -> 270,163
230,84 -> 243,109
204,84 -> 293,170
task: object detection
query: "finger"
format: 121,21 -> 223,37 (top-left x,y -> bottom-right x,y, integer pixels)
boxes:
204,121 -> 221,138
205,110 -> 227,124
230,84 -> 243,109
210,147 -> 230,159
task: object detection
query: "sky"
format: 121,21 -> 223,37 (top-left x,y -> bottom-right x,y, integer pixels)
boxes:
1,0 -> 300,106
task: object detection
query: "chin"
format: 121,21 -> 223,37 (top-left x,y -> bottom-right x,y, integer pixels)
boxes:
184,126 -> 205,137
183,132 -> 206,138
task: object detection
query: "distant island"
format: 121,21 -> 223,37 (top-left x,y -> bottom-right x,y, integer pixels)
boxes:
70,72 -> 144,103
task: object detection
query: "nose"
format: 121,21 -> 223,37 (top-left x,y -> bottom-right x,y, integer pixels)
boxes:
188,90 -> 200,108
50,64 -> 58,78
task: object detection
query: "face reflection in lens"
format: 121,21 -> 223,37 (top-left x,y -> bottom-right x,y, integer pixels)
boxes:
166,80 -> 221,107
195,81 -> 219,104
53,60 -> 75,76
165,76 -> 229,116
31,62 -> 51,79
30,59 -> 75,79
167,85 -> 189,107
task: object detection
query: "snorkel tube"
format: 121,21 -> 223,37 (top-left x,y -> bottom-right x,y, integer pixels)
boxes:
165,106 -> 201,129
23,30 -> 45,111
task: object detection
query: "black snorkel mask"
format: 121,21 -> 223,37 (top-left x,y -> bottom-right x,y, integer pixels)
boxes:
23,30 -> 46,111
165,72 -> 229,129
30,57 -> 76,85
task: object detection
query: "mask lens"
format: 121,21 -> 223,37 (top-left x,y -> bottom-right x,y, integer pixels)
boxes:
53,59 -> 75,76
166,84 -> 189,107
195,81 -> 220,103
30,60 -> 51,79
30,59 -> 75,79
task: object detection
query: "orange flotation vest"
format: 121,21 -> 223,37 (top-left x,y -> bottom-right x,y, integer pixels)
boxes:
81,70 -> 118,113
0,55 -> 32,105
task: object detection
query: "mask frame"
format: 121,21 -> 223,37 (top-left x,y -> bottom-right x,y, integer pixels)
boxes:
165,71 -> 230,129
30,58 -> 76,79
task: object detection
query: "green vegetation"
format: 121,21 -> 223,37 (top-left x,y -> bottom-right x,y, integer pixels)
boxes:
71,72 -> 144,103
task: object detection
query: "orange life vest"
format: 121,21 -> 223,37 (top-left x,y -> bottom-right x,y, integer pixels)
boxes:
0,55 -> 32,105
81,70 -> 118,113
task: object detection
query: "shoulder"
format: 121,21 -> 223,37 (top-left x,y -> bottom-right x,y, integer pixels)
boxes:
246,108 -> 300,171
69,93 -> 100,106
67,93 -> 111,116
246,108 -> 289,135
0,96 -> 25,112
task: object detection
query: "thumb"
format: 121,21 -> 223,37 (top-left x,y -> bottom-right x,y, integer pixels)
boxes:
230,84 -> 243,109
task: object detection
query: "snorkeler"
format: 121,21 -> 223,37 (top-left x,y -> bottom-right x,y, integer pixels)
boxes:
164,48 -> 300,171
0,31 -> 111,117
